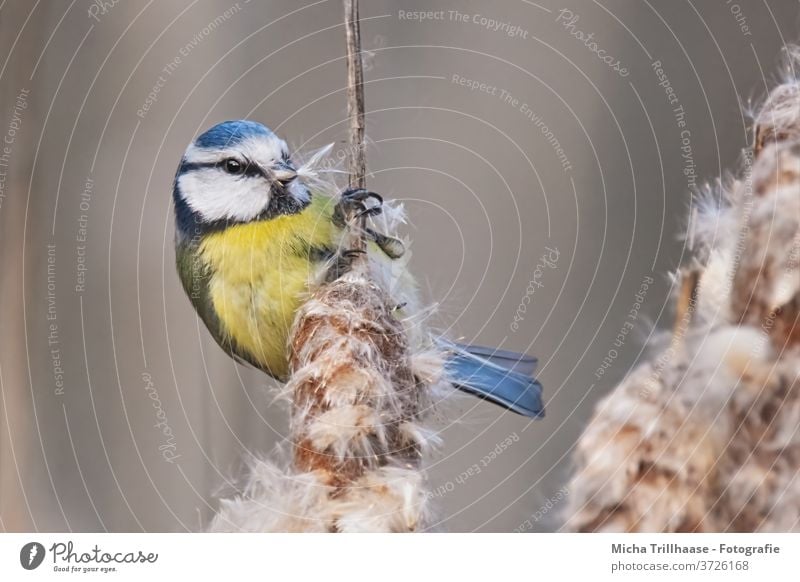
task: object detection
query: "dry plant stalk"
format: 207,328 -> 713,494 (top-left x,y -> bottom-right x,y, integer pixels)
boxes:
565,48 -> 800,532
209,0 -> 440,532
283,0 -> 434,530
344,0 -> 366,192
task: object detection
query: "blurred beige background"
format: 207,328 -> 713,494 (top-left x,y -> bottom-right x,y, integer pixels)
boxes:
0,0 -> 797,532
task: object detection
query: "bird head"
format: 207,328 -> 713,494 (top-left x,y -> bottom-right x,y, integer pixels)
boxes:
173,120 -> 309,239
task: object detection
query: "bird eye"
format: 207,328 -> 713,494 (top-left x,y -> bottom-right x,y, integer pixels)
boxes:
223,158 -> 244,174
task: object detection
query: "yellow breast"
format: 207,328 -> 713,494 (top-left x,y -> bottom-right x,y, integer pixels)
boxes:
199,196 -> 338,378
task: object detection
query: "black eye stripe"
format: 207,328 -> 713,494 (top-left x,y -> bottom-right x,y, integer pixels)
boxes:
241,162 -> 265,177
179,161 -> 213,173
179,159 -> 266,178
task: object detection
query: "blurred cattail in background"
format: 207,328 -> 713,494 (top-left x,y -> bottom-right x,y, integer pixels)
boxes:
564,48 -> 800,533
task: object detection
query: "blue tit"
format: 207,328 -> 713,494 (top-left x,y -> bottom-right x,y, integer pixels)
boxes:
173,120 -> 544,417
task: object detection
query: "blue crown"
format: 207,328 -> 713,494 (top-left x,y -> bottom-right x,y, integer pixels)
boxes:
194,120 -> 274,149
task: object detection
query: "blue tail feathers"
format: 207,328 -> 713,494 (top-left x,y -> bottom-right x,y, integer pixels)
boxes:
441,341 -> 544,418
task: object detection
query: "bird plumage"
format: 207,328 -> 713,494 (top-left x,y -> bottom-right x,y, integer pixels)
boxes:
176,195 -> 339,377
442,342 -> 543,417
173,120 -> 543,416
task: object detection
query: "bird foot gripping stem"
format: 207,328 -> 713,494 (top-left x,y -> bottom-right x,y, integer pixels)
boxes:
332,187 -> 385,228
327,188 -> 380,280
328,187 -> 405,281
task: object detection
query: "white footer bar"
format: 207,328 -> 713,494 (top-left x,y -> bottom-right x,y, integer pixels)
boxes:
0,533 -> 794,580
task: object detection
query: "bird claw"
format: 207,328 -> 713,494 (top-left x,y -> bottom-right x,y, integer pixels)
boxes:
332,188 -> 384,227
328,188 -> 405,281
342,187 -> 383,206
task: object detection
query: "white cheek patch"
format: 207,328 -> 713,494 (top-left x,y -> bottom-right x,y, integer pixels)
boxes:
179,169 -> 271,223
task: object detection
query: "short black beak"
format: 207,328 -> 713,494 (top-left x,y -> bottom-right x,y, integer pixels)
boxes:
273,161 -> 297,185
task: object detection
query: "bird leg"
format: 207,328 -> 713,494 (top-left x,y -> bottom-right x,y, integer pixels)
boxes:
325,248 -> 367,282
332,188 -> 405,262
328,187 -> 405,281
331,187 -> 384,228
326,188 -> 379,281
